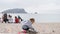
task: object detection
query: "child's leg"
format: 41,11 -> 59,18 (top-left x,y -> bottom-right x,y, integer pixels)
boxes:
22,25 -> 29,30
22,25 -> 29,33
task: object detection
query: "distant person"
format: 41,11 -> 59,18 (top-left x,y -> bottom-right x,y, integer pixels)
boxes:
8,15 -> 13,23
0,18 -> 2,23
15,16 -> 19,23
2,13 -> 8,23
18,16 -> 23,23
21,18 -> 36,32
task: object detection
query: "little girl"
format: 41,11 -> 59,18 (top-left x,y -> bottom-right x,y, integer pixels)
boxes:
21,18 -> 36,32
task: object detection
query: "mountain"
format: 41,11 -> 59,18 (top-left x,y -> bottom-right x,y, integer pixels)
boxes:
2,8 -> 27,13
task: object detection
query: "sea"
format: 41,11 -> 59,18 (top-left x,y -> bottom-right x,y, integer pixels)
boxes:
0,13 -> 60,23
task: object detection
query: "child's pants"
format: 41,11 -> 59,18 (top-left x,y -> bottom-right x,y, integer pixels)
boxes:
22,25 -> 29,31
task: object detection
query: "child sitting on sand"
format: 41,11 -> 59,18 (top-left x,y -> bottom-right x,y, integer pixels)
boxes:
2,13 -> 8,23
8,15 -> 13,23
21,18 -> 36,32
18,16 -> 23,23
15,16 -> 19,23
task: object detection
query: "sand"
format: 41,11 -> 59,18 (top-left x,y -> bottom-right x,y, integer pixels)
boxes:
0,23 -> 60,34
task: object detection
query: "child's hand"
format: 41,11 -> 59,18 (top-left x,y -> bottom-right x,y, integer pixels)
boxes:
30,28 -> 35,31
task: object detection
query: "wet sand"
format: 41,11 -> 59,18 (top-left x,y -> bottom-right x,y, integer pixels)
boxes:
0,23 -> 60,34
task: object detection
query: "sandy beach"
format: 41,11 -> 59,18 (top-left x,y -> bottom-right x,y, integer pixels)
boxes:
0,23 -> 60,34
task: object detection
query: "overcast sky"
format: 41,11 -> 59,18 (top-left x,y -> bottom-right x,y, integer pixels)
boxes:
0,0 -> 60,14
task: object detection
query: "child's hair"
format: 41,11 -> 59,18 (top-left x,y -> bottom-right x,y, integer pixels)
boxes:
30,18 -> 35,24
15,16 -> 17,18
9,15 -> 12,18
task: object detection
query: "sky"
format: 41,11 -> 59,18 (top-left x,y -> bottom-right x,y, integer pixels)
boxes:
0,0 -> 60,14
